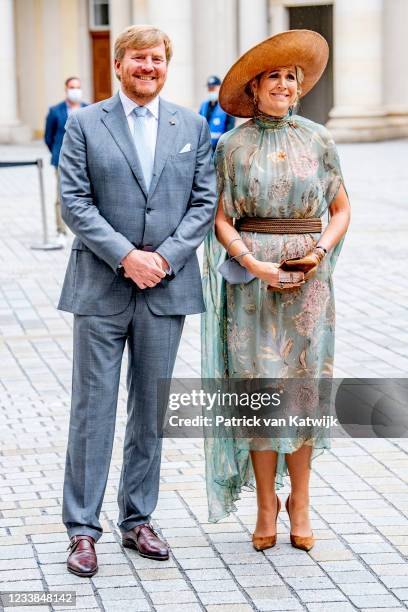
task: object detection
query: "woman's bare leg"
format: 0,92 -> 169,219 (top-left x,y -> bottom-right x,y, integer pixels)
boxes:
285,444 -> 313,537
250,450 -> 278,537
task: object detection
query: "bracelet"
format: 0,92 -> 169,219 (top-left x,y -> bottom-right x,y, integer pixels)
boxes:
226,237 -> 244,254
231,250 -> 253,262
315,245 -> 327,254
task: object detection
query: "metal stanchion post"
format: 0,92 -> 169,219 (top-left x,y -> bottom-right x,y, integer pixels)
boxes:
31,158 -> 62,250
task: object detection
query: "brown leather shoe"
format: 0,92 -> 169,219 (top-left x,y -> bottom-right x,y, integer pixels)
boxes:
122,523 -> 169,560
67,535 -> 98,577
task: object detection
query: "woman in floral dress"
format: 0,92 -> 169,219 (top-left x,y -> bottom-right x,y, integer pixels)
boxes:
202,30 -> 350,551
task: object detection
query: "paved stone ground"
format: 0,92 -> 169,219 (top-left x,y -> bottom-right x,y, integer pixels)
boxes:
0,139 -> 407,612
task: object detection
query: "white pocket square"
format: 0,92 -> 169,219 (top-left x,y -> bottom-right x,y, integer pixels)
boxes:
179,143 -> 192,153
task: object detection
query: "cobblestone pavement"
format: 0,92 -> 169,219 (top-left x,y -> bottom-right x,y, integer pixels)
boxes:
0,139 -> 407,612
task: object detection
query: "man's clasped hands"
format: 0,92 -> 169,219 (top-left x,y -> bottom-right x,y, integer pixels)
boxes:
121,249 -> 170,290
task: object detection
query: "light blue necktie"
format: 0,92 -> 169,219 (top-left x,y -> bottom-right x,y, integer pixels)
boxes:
132,106 -> 154,191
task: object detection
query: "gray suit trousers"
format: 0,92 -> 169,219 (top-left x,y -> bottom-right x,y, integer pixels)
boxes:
62,289 -> 184,542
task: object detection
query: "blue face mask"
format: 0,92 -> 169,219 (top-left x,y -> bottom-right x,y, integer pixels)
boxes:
208,91 -> 218,102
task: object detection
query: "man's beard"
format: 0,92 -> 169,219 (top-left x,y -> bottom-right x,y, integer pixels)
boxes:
121,72 -> 164,101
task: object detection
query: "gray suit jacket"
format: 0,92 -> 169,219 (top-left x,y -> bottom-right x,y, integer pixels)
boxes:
57,93 -> 216,316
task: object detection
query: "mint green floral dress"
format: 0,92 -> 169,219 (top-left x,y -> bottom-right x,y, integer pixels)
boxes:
202,113 -> 346,522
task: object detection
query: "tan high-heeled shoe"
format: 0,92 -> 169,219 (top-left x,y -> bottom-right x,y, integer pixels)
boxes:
252,495 -> 281,551
285,495 -> 314,551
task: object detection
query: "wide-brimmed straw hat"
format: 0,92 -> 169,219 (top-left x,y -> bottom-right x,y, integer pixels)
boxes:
219,29 -> 329,117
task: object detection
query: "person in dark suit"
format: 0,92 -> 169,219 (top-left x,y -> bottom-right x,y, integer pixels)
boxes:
44,77 -> 88,244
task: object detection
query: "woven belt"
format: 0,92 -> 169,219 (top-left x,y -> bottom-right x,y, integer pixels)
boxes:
235,217 -> 322,234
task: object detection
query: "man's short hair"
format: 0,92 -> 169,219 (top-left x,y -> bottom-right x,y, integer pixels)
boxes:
114,24 -> 173,63
65,76 -> 80,87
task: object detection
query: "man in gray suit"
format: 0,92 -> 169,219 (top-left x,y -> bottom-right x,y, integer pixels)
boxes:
58,25 -> 216,577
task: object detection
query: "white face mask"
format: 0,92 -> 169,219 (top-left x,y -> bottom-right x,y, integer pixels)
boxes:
208,91 -> 218,102
67,88 -> 82,103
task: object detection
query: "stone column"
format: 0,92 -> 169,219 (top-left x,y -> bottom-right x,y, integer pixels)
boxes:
268,1 -> 289,35
0,0 -> 30,142
382,0 -> 408,137
238,0 -> 268,53
131,0 -> 149,22
192,0 -> 238,109
326,0 -> 388,141
110,0 -> 132,93
78,0 -> 92,105
147,0 -> 194,108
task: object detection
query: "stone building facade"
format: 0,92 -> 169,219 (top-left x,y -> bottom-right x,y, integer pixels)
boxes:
2,0 -> 408,143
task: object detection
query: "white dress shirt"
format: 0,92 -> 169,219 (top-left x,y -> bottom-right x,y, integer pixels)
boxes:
119,89 -> 159,153
118,89 -> 171,274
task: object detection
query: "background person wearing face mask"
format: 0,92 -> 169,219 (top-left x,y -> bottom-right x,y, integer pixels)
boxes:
199,75 -> 235,151
44,77 -> 88,244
